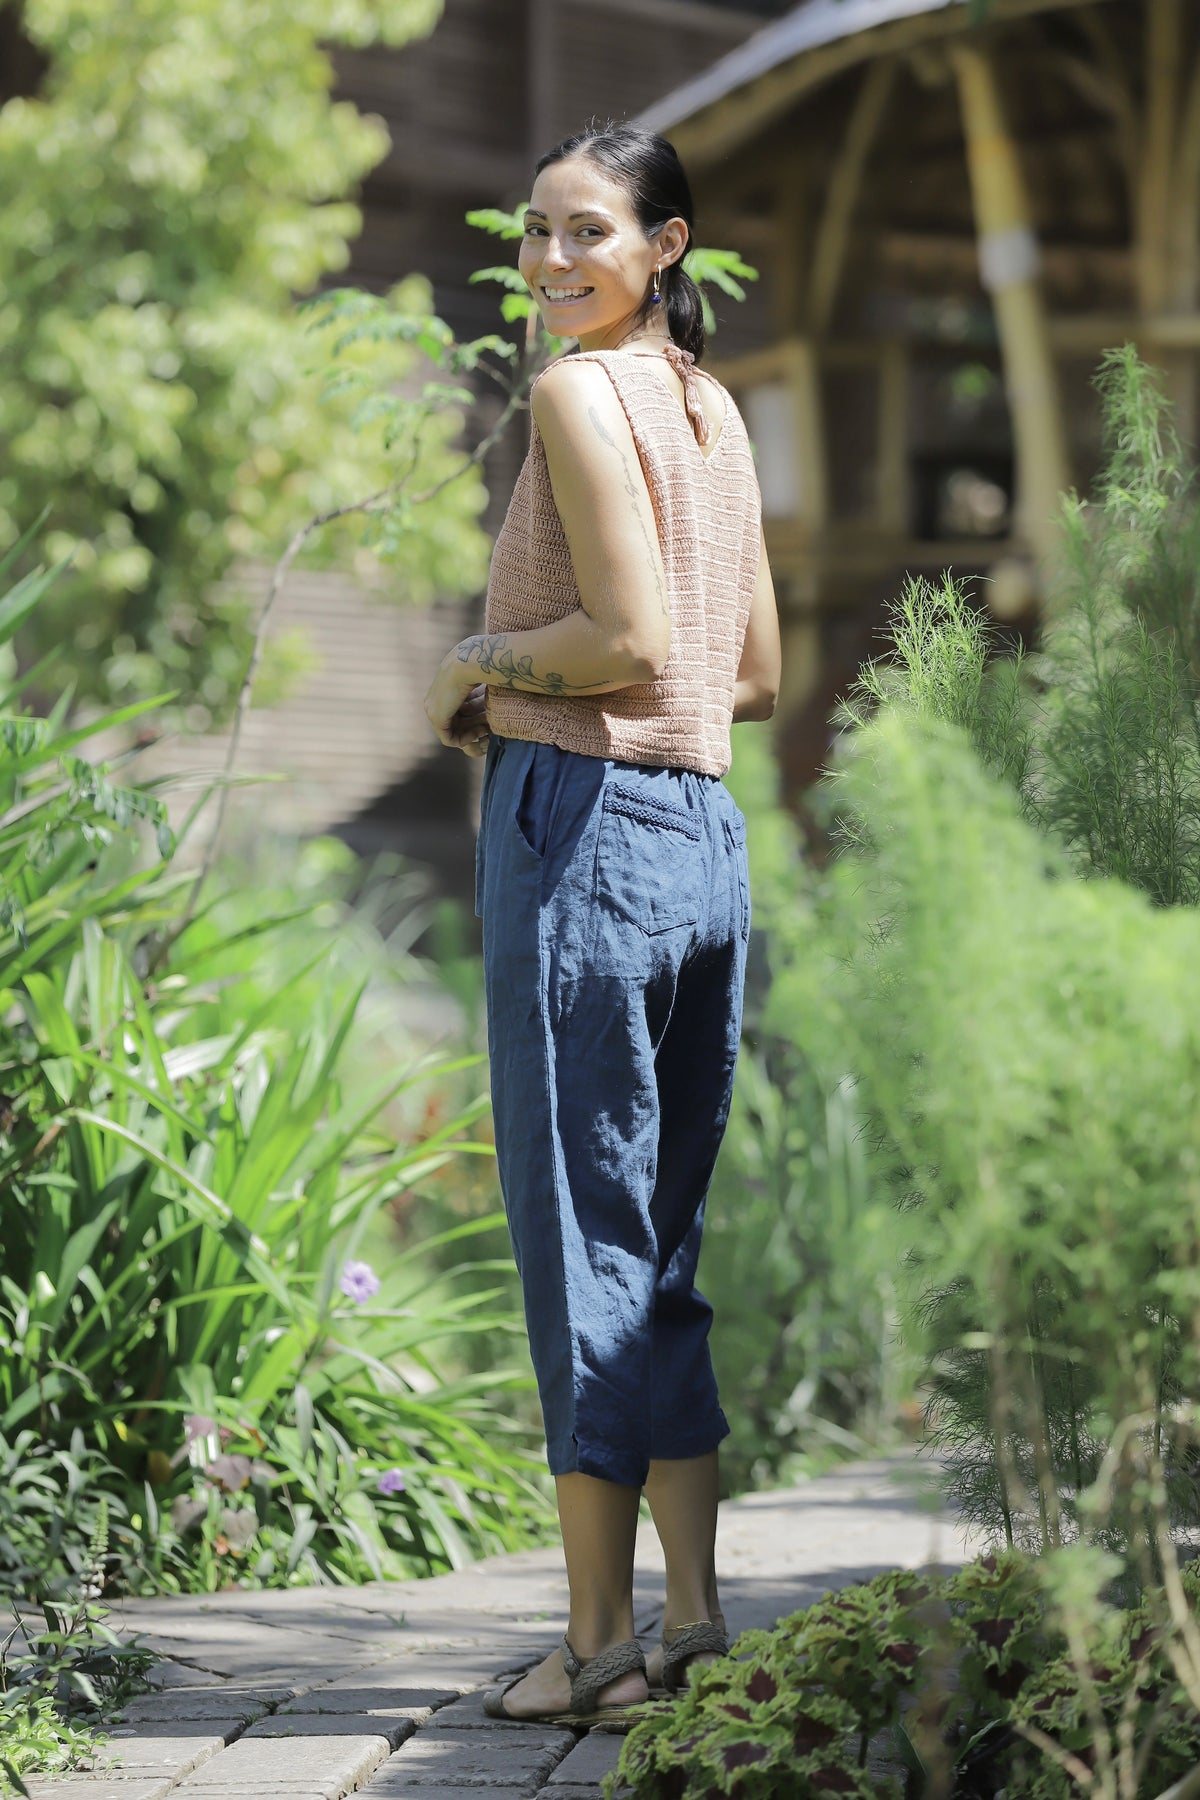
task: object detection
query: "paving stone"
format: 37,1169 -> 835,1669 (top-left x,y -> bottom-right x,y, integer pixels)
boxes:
87,1728 -> 228,1780
20,1783 -> 174,1800
543,1732 -> 626,1784
169,1732 -> 389,1794
277,1681 -> 455,1719
535,1788 -> 630,1800
142,1658 -> 225,1690
246,1711 -> 415,1751
418,1689 -> 549,1731
375,1792 -> 534,1800
284,1650 -> 510,1694
368,1728 -> 573,1791
116,1687 -> 270,1726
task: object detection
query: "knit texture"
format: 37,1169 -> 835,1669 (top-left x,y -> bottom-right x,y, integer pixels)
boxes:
484,349 -> 762,779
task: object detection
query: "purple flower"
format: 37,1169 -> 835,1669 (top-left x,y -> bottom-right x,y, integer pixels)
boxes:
377,1469 -> 407,1497
340,1260 -> 381,1303
184,1413 -> 218,1444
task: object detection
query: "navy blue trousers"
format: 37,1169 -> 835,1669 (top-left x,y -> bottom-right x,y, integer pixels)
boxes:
476,734 -> 748,1487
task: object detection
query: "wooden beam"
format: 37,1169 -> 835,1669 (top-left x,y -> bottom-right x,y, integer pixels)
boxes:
876,341 -> 910,533
1171,48 -> 1200,312
664,0 -> 1111,171
529,0 -> 557,164
1048,51 -> 1137,181
808,59 -> 896,336
952,44 -> 1070,573
790,339 -> 830,533
1136,0 -> 1184,316
770,146 -> 809,336
559,0 -> 753,34
1048,312 -> 1200,350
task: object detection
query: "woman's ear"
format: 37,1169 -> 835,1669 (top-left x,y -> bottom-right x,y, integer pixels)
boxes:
656,218 -> 689,271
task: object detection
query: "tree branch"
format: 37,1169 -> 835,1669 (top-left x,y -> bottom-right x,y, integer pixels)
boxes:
152,368 -> 531,966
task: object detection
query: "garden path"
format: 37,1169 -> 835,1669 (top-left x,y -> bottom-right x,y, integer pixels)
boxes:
26,1455 -> 974,1800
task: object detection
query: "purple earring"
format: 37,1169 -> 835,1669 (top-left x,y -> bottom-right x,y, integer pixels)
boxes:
651,266 -> 662,306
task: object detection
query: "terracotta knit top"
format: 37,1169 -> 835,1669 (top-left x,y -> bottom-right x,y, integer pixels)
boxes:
484,346 -> 762,779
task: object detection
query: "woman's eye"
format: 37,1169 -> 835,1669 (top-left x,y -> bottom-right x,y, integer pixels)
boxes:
523,224 -> 547,237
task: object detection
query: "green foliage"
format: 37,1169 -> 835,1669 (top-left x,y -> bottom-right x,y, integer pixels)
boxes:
611,1552 -> 1200,1799
0,553 -> 552,1598
0,1500 -> 155,1796
804,349 -> 1200,1557
705,727 -> 910,1491
791,704 -> 1200,1550
0,0 -> 495,718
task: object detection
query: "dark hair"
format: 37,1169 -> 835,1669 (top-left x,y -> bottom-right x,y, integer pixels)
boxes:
535,122 -> 706,362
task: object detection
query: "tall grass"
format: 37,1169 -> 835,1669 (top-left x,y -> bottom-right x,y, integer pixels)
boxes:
0,535 -> 552,1598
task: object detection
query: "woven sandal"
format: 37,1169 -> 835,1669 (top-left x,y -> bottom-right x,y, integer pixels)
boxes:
481,1634 -> 648,1726
659,1618 -> 730,1694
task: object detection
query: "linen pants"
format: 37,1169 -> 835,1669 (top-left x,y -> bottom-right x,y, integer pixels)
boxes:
476,733 -> 749,1488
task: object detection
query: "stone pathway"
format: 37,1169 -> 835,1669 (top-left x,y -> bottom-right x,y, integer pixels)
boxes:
26,1456 -> 975,1800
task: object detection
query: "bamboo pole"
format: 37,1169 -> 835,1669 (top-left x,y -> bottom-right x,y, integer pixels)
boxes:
1136,0 -> 1194,441
952,45 -> 1070,576
1135,0 -> 1183,316
876,340 -> 909,534
809,60 -> 897,337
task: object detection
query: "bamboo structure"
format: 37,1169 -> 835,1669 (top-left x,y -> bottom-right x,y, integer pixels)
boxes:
952,44 -> 1070,572
636,0 -> 1200,785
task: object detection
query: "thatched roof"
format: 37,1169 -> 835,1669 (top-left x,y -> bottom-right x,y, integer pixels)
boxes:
637,0 -> 1106,161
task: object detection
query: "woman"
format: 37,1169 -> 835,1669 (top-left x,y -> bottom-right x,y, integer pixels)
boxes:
424,122 -> 781,1726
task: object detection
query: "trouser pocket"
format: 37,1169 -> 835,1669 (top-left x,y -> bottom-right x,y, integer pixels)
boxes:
723,812 -> 751,941
595,776 -> 702,935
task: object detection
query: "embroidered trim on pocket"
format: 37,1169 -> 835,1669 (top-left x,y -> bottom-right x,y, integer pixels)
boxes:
605,785 -> 701,841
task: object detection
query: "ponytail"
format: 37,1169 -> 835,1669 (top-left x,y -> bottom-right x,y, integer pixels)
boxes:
662,261 -> 705,363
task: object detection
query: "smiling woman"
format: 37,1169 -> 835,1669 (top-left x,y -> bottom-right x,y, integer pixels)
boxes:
423,121 -> 781,1733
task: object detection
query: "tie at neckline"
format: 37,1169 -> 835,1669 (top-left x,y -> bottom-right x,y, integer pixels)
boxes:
659,342 -> 713,449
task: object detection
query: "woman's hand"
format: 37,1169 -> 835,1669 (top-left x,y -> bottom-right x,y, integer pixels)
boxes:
424,651 -> 490,758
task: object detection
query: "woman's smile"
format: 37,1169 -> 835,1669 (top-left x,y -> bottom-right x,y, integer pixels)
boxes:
541,285 -> 596,305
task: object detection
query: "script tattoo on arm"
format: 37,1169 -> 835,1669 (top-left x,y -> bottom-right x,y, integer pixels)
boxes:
587,405 -> 669,619
456,634 -> 572,695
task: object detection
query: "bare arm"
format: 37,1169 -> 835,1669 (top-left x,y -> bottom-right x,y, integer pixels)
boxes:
424,361 -> 669,749
732,524 -> 781,723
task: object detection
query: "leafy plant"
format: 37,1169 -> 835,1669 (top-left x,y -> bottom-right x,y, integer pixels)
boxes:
0,0 -> 493,718
0,1500 -> 155,1797
610,1552 -> 1200,1800
0,546 -> 552,1598
807,349 -> 1200,1558
703,726 -> 911,1493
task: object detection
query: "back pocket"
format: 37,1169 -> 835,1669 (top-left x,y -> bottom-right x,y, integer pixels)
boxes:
595,780 -> 701,935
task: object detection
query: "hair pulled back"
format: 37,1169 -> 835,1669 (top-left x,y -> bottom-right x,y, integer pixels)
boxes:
535,122 -> 706,362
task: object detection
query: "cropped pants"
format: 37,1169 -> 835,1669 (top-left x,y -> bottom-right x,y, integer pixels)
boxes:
475,734 -> 749,1488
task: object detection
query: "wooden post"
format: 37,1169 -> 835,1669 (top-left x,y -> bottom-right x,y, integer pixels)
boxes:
809,61 -> 896,338
877,339 -> 909,534
953,45 -> 1070,577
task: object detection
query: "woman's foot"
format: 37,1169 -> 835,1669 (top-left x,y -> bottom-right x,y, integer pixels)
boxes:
646,1611 -> 728,1690
495,1640 -> 649,1720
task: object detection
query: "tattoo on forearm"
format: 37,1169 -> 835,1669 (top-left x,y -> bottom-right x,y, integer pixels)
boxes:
457,634 -> 574,695
587,405 -> 669,619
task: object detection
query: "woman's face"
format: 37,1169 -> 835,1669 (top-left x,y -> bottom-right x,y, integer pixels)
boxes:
519,156 -> 686,351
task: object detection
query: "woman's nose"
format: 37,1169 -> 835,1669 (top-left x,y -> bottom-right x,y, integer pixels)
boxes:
542,237 -> 573,271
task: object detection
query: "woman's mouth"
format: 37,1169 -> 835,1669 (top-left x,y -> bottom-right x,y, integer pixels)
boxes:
541,286 -> 594,305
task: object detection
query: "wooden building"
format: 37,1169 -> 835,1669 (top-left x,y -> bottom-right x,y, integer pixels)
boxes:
638,0 -> 1200,791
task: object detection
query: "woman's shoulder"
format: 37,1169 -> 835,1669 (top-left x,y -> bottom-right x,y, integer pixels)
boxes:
529,355 -> 632,448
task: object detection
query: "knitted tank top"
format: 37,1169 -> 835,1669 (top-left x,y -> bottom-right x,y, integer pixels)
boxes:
484,346 -> 762,779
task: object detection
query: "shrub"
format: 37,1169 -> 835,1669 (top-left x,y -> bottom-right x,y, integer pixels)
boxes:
703,727 -> 911,1492
610,1552 -> 1200,1799
0,544 -> 552,1597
